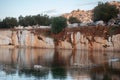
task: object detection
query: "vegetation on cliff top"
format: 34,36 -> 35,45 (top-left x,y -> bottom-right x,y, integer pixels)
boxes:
0,14 -> 51,28
0,17 -> 18,28
19,14 -> 51,26
51,16 -> 67,34
93,2 -> 119,23
68,16 -> 81,24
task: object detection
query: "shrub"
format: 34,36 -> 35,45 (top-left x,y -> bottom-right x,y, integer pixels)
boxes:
51,16 -> 67,34
68,16 -> 81,24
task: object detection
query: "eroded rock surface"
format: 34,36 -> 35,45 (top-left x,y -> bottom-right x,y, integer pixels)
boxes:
0,28 -> 120,51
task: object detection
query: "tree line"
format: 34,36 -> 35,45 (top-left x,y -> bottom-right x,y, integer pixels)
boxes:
0,14 -> 51,28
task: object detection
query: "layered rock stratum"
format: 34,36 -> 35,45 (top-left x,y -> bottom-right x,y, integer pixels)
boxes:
0,26 -> 120,51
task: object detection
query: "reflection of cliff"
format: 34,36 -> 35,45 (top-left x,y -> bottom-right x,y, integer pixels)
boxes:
0,48 -> 54,69
0,48 -> 73,79
0,48 -> 120,70
70,50 -> 120,69
69,50 -> 120,80
0,48 -> 120,80
0,48 -> 72,69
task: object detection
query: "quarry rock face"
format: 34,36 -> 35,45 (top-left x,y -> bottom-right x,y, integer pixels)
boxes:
0,30 -> 12,45
10,30 -> 54,48
112,34 -> 120,50
0,29 -> 120,51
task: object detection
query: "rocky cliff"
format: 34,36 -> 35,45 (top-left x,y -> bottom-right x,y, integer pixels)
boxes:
62,10 -> 93,23
0,26 -> 120,51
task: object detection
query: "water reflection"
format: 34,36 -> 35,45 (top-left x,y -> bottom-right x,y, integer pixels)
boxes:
51,49 -> 72,79
0,48 -> 120,80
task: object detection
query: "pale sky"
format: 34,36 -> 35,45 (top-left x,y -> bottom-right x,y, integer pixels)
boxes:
0,0 -> 119,19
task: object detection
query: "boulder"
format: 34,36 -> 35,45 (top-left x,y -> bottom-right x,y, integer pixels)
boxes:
108,19 -> 115,26
95,20 -> 105,26
80,23 -> 88,26
68,23 -> 79,28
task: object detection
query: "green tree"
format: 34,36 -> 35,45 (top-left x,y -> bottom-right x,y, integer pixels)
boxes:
68,16 -> 81,24
19,15 -> 36,26
93,2 -> 119,22
34,14 -> 51,26
2,17 -> 18,28
19,14 -> 51,27
24,16 -> 36,26
41,15 -> 51,26
19,15 -> 26,26
0,21 -> 2,28
51,16 -> 67,34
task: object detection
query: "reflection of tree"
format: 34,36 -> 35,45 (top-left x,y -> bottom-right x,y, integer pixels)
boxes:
91,72 -> 112,80
18,69 -> 49,79
90,66 -> 120,80
103,73 -> 111,80
51,49 -> 67,79
51,67 -> 67,79
1,64 -> 16,75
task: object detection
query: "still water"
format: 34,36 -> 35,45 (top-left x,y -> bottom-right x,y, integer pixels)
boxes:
0,48 -> 120,80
